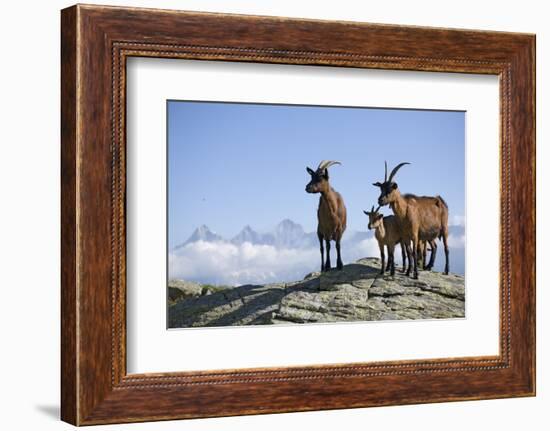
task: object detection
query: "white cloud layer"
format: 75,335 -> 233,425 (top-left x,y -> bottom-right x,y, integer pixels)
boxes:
169,238 -> 381,286
169,233 -> 465,286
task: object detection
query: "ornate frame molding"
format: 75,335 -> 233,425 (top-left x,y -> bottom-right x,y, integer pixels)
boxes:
61,5 -> 535,425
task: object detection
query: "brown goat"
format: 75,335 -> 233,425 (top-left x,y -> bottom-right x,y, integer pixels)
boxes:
373,162 -> 450,279
364,205 -> 407,276
306,160 -> 347,272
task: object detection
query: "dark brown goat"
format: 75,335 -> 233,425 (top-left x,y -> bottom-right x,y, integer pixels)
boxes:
306,160 -> 347,272
373,162 -> 450,279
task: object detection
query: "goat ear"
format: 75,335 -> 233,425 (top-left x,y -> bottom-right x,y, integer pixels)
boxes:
391,182 -> 398,190
363,210 -> 369,216
377,214 -> 384,221
323,169 -> 329,180
306,167 -> 315,176
372,182 -> 382,187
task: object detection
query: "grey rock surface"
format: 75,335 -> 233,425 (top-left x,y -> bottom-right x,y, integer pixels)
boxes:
168,279 -> 203,303
168,258 -> 465,328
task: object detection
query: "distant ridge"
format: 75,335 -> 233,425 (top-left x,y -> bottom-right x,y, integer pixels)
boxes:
174,219 -> 465,251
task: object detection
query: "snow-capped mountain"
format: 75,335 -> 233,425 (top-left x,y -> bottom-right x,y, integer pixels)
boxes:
176,219 -> 319,250
175,219 -> 465,251
270,219 -> 305,248
176,225 -> 223,248
176,219 -> 370,250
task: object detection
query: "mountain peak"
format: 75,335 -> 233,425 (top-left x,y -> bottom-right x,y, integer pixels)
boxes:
231,225 -> 265,245
273,219 -> 307,248
278,218 -> 299,227
180,225 -> 223,246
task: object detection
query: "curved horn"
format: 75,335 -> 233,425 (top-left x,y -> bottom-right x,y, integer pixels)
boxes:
317,160 -> 342,171
384,161 -> 388,182
388,162 -> 410,183
375,205 -> 381,213
370,205 -> 375,213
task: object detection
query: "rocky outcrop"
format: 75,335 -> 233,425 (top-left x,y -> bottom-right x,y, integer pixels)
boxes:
168,258 -> 465,328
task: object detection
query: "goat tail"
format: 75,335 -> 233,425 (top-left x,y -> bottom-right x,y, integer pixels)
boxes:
435,195 -> 449,209
436,195 -> 449,240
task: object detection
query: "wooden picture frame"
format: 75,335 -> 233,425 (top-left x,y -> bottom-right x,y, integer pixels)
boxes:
61,4 -> 535,425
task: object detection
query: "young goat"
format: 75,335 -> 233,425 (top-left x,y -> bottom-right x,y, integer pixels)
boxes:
373,162 -> 450,279
306,160 -> 347,272
363,205 -> 407,276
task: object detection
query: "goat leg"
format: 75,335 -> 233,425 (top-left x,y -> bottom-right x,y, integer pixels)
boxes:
405,242 -> 412,276
426,240 -> 437,271
389,245 -> 396,276
416,242 -> 423,269
324,239 -> 331,271
404,241 -> 413,275
411,238 -> 419,279
406,240 -> 419,279
442,234 -> 450,275
336,238 -> 343,270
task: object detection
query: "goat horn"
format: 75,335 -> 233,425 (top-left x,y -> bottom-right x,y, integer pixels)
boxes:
317,160 -> 342,171
370,205 -> 375,213
384,161 -> 388,182
388,162 -> 410,183
375,205 -> 381,213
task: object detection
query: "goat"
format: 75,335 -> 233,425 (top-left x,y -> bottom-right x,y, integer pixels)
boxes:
306,160 -> 347,272
373,162 -> 450,279
363,205 -> 407,276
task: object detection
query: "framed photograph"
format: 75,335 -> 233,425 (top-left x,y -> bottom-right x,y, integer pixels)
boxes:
61,4 -> 535,425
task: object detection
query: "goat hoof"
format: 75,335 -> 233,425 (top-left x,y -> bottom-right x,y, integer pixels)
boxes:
444,271 -> 449,275
412,273 -> 419,280
337,263 -> 343,270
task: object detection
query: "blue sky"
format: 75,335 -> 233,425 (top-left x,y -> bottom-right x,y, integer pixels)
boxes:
168,100 -> 465,249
